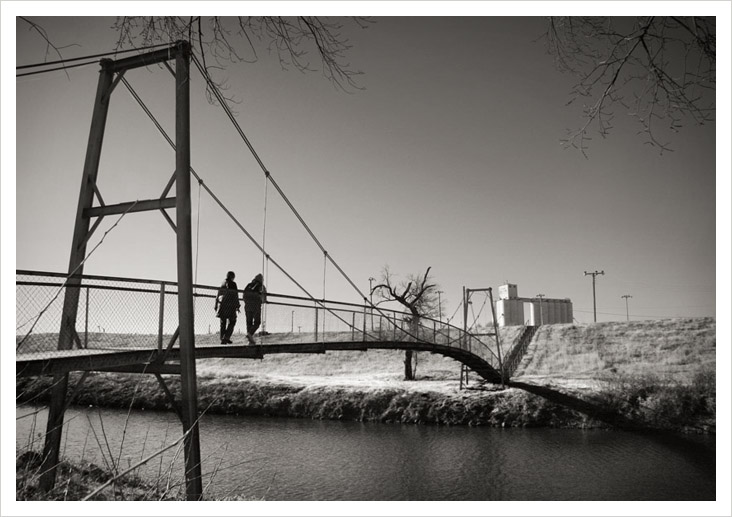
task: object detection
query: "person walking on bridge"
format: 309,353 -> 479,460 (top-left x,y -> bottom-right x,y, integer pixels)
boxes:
244,273 -> 267,344
215,271 -> 240,344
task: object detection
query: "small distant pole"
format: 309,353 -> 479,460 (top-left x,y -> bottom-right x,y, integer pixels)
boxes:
621,294 -> 632,321
584,270 -> 604,322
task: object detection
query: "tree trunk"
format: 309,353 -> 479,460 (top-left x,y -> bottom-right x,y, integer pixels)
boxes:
404,350 -> 414,380
404,311 -> 420,380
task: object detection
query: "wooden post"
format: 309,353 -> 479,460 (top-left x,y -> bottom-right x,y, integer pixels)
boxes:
314,306 -> 319,342
351,312 -> 356,341
362,306 -> 367,342
39,59 -> 115,493
174,41 -> 203,501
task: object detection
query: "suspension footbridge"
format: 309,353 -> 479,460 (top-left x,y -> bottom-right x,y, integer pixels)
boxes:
15,41 -> 532,500
16,270 -> 509,383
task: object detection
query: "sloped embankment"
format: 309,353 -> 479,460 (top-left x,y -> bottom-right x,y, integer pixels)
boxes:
514,317 -> 716,383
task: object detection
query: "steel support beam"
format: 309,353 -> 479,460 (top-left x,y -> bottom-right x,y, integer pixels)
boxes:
105,45 -> 179,73
83,197 -> 176,217
174,41 -> 203,501
39,60 -> 115,493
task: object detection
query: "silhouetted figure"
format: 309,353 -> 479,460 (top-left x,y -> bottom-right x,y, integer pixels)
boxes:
243,273 -> 267,344
215,271 -> 240,344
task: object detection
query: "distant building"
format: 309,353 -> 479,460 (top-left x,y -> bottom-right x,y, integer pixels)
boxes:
496,283 -> 573,327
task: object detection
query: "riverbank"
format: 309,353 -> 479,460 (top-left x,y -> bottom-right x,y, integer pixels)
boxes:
16,361 -> 715,433
16,318 -> 716,433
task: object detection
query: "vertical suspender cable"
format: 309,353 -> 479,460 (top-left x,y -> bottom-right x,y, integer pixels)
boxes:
261,172 -> 269,275
322,252 -> 328,340
261,173 -> 269,333
193,179 -> 202,311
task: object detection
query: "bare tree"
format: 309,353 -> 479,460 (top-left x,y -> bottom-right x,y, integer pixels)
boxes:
371,266 -> 440,380
544,16 -> 715,155
111,16 -> 370,93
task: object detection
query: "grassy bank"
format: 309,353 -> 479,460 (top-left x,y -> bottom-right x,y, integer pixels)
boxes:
16,318 -> 715,433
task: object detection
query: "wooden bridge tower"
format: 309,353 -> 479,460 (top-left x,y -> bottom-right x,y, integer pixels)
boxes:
38,41 -> 204,500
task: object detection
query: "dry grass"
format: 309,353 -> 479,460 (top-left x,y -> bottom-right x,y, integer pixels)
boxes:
515,317 -> 715,385
197,350 -> 463,383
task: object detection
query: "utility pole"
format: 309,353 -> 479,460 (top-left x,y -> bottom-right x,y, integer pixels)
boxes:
584,270 -> 605,323
621,294 -> 632,321
535,294 -> 545,325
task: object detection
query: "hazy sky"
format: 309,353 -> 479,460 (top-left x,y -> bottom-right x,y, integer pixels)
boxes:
7,10 -> 727,328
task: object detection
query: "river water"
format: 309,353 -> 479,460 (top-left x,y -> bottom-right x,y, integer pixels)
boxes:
16,405 -> 715,501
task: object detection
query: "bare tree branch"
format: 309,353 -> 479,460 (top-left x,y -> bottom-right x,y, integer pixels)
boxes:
543,16 -> 715,155
19,17 -> 79,79
108,16 -> 371,107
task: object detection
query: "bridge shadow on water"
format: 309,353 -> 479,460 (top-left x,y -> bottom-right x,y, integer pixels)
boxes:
507,380 -> 716,471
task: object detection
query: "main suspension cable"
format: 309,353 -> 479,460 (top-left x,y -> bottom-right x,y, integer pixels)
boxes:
190,54 -> 374,305
16,42 -> 172,70
124,58 -> 476,349
189,58 -> 440,345
119,76 -> 352,320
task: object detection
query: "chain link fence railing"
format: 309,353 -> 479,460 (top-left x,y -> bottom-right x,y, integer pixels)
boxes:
17,271 -> 508,373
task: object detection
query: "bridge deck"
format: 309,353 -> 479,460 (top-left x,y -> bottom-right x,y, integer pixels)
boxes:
16,332 -> 504,383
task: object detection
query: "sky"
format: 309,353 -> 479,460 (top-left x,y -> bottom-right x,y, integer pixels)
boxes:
8,11 -> 724,327
3,3 -> 731,516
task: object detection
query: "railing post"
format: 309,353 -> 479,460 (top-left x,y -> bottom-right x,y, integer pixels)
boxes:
378,316 -> 383,341
351,312 -> 356,341
314,306 -> 319,342
363,306 -> 367,342
433,320 -> 436,342
84,286 -> 89,349
158,282 -> 166,352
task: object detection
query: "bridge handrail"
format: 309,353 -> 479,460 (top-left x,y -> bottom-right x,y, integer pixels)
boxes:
16,270 -> 501,367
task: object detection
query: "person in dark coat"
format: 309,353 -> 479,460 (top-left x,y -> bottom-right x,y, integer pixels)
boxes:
215,271 -> 240,344
243,273 -> 267,344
